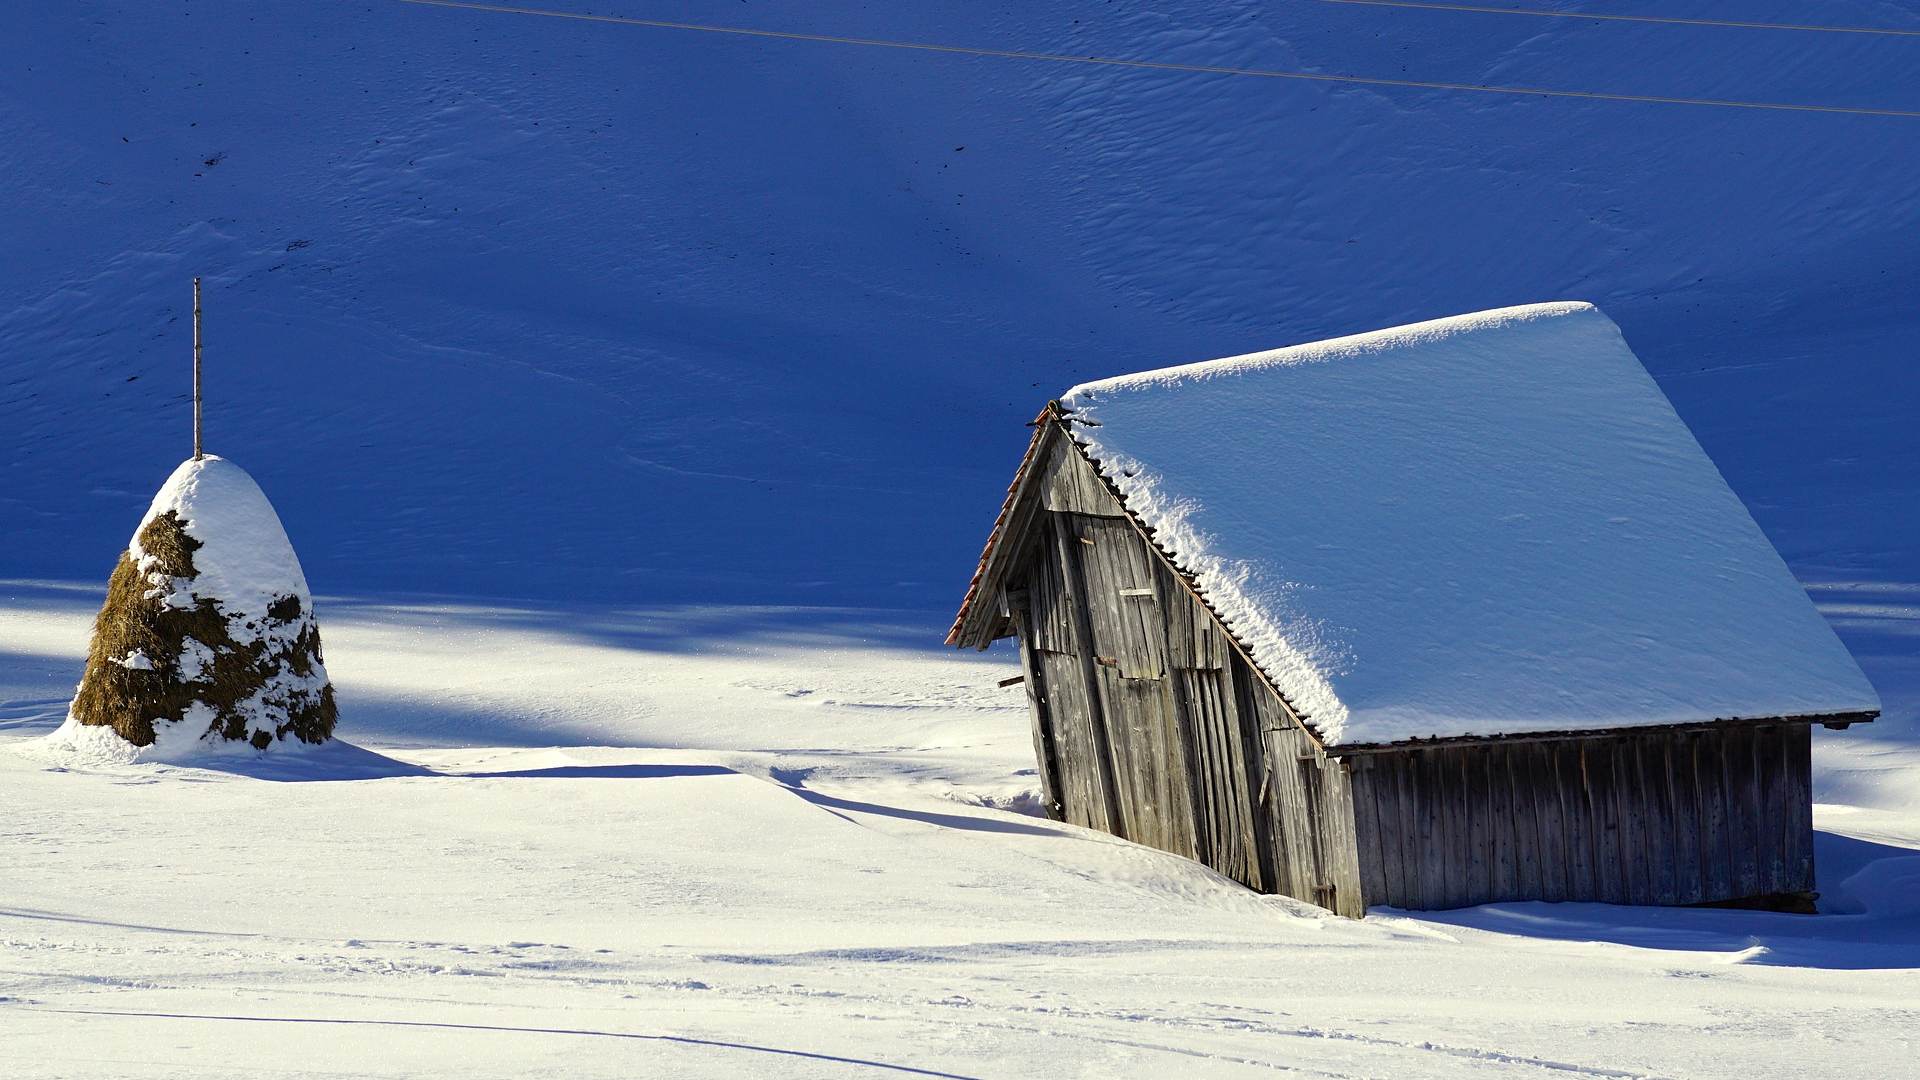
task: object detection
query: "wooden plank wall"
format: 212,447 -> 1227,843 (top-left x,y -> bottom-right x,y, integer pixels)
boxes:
1347,723 -> 1814,910
1066,514 -> 1200,860
1001,437 -> 1818,916
1009,438 -> 1367,916
1240,675 -> 1365,915
1022,532 -> 1120,835
1009,603 -> 1063,821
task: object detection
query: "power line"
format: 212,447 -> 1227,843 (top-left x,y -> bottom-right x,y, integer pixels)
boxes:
394,0 -> 1920,119
1308,0 -> 1920,38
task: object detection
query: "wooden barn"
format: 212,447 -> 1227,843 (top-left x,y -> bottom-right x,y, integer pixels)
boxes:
949,303 -> 1880,917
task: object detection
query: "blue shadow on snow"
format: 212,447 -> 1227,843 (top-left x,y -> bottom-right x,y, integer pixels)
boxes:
1408,831 -> 1920,971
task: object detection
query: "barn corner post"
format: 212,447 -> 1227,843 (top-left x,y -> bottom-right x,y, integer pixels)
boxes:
192,276 -> 203,461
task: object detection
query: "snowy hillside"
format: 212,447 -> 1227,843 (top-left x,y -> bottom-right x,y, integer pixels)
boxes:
5,2 -> 1920,1077
3,0 -> 1916,607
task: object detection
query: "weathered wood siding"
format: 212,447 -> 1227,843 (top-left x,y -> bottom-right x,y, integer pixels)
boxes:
984,432 -> 1825,917
1240,672 -> 1365,915
1348,723 -> 1815,910
1009,438 -> 1366,916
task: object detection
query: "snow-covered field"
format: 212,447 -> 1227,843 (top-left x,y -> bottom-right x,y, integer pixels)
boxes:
8,1 -> 1920,1075
5,582 -> 1919,1078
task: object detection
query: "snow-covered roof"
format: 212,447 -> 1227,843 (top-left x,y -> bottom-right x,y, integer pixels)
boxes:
1060,302 -> 1879,748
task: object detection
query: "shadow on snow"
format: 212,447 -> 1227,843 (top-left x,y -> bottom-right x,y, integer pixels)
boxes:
452,761 -> 1060,838
0,579 -> 964,657
461,763 -> 733,780
1408,831 -> 1920,970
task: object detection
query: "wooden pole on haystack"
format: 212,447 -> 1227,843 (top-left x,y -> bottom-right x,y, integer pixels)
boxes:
192,277 -> 203,461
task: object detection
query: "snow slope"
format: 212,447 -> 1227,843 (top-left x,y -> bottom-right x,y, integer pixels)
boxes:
1062,302 -> 1877,745
1,1 -> 1915,609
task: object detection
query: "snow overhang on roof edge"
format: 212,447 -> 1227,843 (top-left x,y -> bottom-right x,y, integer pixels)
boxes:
954,404 -> 1881,752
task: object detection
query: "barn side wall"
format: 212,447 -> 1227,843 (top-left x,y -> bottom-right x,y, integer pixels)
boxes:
1347,723 -> 1815,910
1008,438 -> 1366,917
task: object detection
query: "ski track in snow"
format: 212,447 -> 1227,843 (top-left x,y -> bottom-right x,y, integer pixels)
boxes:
0,924 -> 1699,1079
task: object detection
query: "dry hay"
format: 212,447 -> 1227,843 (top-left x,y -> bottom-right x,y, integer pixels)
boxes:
70,510 -> 337,749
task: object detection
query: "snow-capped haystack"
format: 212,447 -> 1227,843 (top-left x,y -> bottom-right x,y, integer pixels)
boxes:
59,455 -> 336,756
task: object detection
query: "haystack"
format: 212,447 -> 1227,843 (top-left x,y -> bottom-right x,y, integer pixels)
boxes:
57,455 -> 336,755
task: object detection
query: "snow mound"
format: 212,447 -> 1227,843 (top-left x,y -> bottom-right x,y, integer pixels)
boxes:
63,455 -> 337,755
133,454 -> 317,626
1060,303 -> 1879,747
